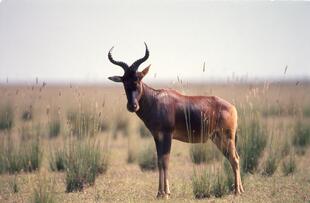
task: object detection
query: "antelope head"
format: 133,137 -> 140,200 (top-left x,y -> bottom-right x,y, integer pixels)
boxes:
108,43 -> 151,112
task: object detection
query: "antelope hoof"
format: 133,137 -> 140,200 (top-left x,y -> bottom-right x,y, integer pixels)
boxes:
164,193 -> 170,199
156,192 -> 165,199
156,192 -> 170,199
234,185 -> 244,195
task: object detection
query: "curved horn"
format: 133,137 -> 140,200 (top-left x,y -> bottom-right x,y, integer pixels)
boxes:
131,42 -> 149,71
108,47 -> 129,72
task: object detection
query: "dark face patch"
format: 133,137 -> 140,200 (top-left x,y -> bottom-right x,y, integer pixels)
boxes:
122,71 -> 142,112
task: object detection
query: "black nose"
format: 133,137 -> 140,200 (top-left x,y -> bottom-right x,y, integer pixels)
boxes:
133,104 -> 137,109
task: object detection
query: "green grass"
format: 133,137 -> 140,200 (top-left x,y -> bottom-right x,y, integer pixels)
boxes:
262,154 -> 278,176
239,113 -> 267,173
223,159 -> 235,192
49,148 -> 66,171
21,105 -> 33,121
9,175 -> 19,193
282,154 -> 296,176
138,123 -> 151,138
113,117 -> 130,138
48,118 -> 61,138
0,135 -> 42,174
192,164 -> 231,199
31,176 -> 56,203
0,103 -> 14,131
67,109 -> 101,138
189,143 -> 221,164
192,170 -> 212,199
65,140 -> 109,192
292,120 -> 310,150
138,144 -> 157,171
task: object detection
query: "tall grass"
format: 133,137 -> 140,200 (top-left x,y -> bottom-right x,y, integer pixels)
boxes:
67,109 -> 101,138
262,153 -> 278,176
21,105 -> 33,121
239,113 -> 267,173
48,118 -> 61,138
113,117 -> 129,138
192,162 -> 232,199
138,123 -> 151,138
65,140 -> 109,192
138,143 -> 157,171
292,120 -> 310,154
192,170 -> 212,198
31,176 -> 56,203
0,134 -> 42,174
190,143 -> 221,164
49,148 -> 66,171
0,103 -> 14,131
282,154 -> 296,176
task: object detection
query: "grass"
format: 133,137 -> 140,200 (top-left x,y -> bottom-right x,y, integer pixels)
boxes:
292,120 -> 310,150
21,105 -> 33,121
0,103 -> 14,131
0,134 -> 42,174
223,159 -> 235,192
262,153 -> 278,176
138,123 -> 151,138
9,175 -> 19,193
138,143 -> 157,171
31,176 -> 56,203
192,163 -> 231,199
65,140 -> 109,192
239,113 -> 267,173
190,143 -> 221,164
49,148 -> 66,171
67,109 -> 101,138
192,170 -> 212,199
1,83 -> 310,202
282,154 -> 296,176
48,118 -> 61,138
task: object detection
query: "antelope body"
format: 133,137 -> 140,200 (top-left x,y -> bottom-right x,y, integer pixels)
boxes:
108,43 -> 244,198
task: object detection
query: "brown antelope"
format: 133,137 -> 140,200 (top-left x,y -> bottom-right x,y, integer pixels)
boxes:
108,43 -> 244,198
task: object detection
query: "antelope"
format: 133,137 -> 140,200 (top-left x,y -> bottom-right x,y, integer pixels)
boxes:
108,43 -> 244,198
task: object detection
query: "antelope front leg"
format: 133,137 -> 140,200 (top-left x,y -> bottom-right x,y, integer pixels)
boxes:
154,132 -> 172,199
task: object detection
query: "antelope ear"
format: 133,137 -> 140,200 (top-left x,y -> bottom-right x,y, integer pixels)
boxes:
138,64 -> 151,79
108,76 -> 123,82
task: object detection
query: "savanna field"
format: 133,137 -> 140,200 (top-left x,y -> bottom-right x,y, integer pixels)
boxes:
0,81 -> 310,203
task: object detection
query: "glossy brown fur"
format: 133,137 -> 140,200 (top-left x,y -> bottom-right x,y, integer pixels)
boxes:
108,44 -> 244,198
136,83 -> 244,197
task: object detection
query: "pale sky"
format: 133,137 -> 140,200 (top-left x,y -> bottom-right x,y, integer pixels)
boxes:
0,0 -> 309,84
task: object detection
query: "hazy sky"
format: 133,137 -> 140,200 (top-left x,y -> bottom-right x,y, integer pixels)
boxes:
0,0 -> 309,83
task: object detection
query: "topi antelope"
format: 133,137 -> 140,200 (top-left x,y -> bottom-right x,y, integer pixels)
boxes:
108,43 -> 244,198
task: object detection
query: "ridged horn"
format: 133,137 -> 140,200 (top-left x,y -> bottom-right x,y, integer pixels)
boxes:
131,42 -> 149,71
108,47 -> 129,72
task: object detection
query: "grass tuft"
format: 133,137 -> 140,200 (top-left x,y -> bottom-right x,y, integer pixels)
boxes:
138,144 -> 157,171
138,123 -> 151,138
21,105 -> 33,121
0,135 -> 42,174
0,103 -> 14,131
190,143 -> 221,164
292,120 -> 310,152
262,154 -> 278,176
67,109 -> 101,138
65,140 -> 108,192
9,175 -> 19,193
192,170 -> 212,199
282,155 -> 296,176
48,118 -> 61,138
239,114 -> 267,173
31,176 -> 56,203
49,148 -> 66,171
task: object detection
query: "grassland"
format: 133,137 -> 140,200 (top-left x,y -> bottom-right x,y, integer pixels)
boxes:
0,81 -> 310,202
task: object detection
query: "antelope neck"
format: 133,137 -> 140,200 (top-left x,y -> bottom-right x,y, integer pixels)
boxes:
136,82 -> 157,120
